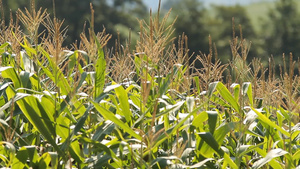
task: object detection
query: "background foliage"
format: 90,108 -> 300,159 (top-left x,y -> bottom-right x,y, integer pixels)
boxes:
2,0 -> 300,70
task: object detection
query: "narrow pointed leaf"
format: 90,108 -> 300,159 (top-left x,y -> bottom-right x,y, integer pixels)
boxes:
114,84 -> 132,123
252,149 -> 287,169
91,100 -> 142,140
252,108 -> 289,136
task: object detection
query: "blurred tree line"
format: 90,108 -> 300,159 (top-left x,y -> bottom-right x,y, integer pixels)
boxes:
2,0 -> 300,70
1,0 -> 147,47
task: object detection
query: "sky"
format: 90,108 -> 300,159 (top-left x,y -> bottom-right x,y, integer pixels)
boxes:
143,0 -> 275,10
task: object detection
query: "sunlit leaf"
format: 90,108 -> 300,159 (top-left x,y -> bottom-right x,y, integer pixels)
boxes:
252,149 -> 287,169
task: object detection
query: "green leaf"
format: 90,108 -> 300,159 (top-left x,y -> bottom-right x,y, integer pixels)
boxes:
72,93 -> 107,136
182,158 -> 214,168
0,67 -> 21,89
16,95 -> 64,156
215,82 -> 241,113
293,149 -> 300,161
251,108 -> 290,136
26,146 -> 39,167
79,136 -> 122,167
91,100 -> 142,140
230,83 -> 240,102
158,64 -> 179,98
49,152 -> 58,169
214,122 -> 237,145
207,111 -> 218,135
13,146 -> 29,168
223,153 -> 238,169
186,96 -> 195,113
192,111 -> 208,129
114,84 -> 132,123
19,71 -> 32,89
36,47 -> 72,95
193,76 -> 201,95
252,149 -> 287,169
207,81 -> 218,98
94,33 -> 106,98
150,156 -> 182,168
20,50 -> 34,73
242,82 -> 253,106
198,132 -> 238,169
145,106 -> 201,156
198,132 -> 223,156
92,121 -> 115,141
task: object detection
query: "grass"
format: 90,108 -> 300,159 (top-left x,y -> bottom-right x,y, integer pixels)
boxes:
0,0 -> 300,168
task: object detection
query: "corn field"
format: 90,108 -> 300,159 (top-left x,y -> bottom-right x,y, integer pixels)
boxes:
0,1 -> 300,169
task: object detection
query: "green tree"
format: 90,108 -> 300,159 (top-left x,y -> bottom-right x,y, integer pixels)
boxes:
1,0 -> 147,46
263,0 -> 300,60
209,5 -> 257,62
163,0 -> 209,55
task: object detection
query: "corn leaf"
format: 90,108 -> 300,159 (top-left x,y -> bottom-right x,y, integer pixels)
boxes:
91,100 -> 142,140
114,84 -> 132,123
252,107 -> 289,136
252,148 -> 287,169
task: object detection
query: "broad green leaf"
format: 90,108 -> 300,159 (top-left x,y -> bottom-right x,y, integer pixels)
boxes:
216,82 -> 241,113
192,111 -> 208,130
242,82 -> 253,106
276,111 -> 284,128
1,67 -> 21,89
230,83 -> 240,102
186,96 -> 195,113
69,140 -> 85,163
20,50 -> 34,73
193,76 -> 201,95
198,132 -> 238,169
252,108 -> 290,136
91,100 -> 142,140
0,42 -> 11,51
104,84 -> 121,93
198,132 -> 223,156
238,142 -> 265,158
79,136 -> 122,167
19,71 -> 32,89
92,121 -> 115,141
214,122 -> 237,146
207,111 -> 218,135
76,72 -> 87,92
36,47 -> 71,95
19,38 -> 37,56
144,106 -> 201,156
26,146 -> 39,167
223,153 -> 238,169
158,64 -> 179,98
207,81 -> 219,98
150,156 -> 182,168
192,111 -> 218,135
38,152 -> 51,169
114,84 -> 132,123
49,152 -> 58,169
181,158 -> 214,168
293,149 -> 300,161
72,93 -> 107,136
252,149 -> 287,169
13,146 -> 30,168
94,33 -> 106,98
16,95 -> 64,156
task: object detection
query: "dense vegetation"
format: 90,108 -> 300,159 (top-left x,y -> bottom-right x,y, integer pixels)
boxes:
3,0 -> 300,67
1,0 -> 300,168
